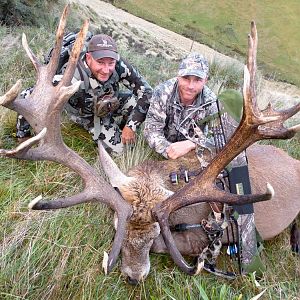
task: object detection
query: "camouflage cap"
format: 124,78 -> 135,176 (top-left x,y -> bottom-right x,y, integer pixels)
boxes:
178,52 -> 209,79
88,34 -> 120,61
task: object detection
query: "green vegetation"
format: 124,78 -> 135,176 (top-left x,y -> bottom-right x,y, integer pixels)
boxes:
113,0 -> 300,87
0,0 -> 61,27
0,2 -> 299,299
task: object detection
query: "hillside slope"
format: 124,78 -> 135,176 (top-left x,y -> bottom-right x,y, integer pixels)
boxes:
73,0 -> 300,111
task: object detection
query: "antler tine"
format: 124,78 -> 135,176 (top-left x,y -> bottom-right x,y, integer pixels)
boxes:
0,5 -> 133,274
0,80 -> 22,107
60,19 -> 89,88
244,21 -> 258,116
247,21 -> 257,83
46,4 -> 69,79
153,21 -> 300,275
0,128 -> 47,157
22,34 -> 42,74
21,4 -> 70,79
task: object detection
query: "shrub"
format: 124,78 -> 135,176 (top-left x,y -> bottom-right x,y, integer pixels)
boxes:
0,0 -> 61,27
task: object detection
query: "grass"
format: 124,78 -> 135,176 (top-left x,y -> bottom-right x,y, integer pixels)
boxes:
0,2 -> 299,299
113,0 -> 300,87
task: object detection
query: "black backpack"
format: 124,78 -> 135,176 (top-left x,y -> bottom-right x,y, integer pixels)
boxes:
44,30 -> 93,74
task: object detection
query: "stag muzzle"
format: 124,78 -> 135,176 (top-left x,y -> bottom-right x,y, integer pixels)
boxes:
122,260 -> 151,285
121,222 -> 160,283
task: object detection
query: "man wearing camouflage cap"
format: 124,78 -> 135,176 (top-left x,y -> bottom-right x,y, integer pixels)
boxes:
144,52 -> 218,161
16,34 -> 152,154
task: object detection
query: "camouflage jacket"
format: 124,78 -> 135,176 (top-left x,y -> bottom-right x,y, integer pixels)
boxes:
144,78 -> 218,158
66,55 -> 152,131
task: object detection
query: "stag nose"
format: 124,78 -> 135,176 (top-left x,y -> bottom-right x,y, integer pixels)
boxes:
127,276 -> 139,285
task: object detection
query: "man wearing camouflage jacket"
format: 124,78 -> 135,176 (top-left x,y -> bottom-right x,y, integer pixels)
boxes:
144,52 -> 218,163
16,34 -> 152,154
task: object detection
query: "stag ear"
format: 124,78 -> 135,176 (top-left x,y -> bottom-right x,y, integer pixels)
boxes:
98,141 -> 134,188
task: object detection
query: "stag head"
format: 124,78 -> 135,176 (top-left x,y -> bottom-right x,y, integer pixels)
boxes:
1,5 -> 299,285
98,147 -> 173,282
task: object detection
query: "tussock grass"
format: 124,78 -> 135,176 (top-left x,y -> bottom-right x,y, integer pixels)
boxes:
0,3 -> 299,299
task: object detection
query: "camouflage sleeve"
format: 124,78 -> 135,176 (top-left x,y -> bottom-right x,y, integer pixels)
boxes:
118,59 -> 152,131
143,83 -> 172,158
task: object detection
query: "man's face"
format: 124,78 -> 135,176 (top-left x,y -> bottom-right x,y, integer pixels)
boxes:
177,75 -> 207,106
86,53 -> 117,82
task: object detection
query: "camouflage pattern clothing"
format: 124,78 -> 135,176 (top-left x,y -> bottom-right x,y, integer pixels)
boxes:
237,214 -> 257,265
144,77 -> 218,161
16,55 -> 152,154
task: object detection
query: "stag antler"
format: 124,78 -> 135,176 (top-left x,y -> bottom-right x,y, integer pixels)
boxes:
153,21 -> 300,275
0,5 -> 132,274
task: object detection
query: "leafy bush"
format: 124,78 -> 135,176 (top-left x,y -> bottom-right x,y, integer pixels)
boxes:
0,0 -> 62,27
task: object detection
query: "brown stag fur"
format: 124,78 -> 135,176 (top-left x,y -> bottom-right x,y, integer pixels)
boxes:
148,143 -> 300,255
112,142 -> 300,260
109,142 -> 299,280
120,163 -> 171,225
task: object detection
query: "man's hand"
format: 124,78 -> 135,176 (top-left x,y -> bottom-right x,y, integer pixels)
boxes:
166,140 -> 196,159
122,126 -> 136,144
